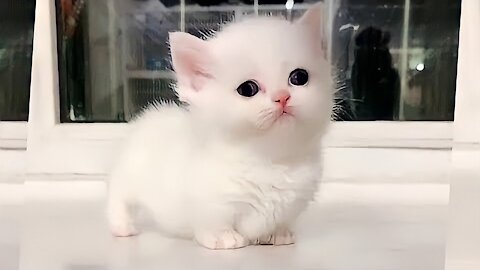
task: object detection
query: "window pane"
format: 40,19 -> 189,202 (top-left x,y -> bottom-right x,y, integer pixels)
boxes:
57,0 -> 460,122
0,0 -> 36,121
332,0 -> 460,121
56,0 -> 183,122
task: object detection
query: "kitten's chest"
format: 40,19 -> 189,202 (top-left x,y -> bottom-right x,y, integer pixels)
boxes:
228,160 -> 320,237
230,159 -> 319,210
216,153 -> 321,195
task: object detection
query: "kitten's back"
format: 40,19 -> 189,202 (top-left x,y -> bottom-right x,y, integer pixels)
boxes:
111,104 -> 192,184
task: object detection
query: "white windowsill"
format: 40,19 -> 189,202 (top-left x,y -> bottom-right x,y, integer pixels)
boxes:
37,121 -> 453,147
0,122 -> 27,149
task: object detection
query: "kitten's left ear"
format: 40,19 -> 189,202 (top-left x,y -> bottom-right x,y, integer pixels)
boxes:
296,3 -> 325,51
169,32 -> 213,91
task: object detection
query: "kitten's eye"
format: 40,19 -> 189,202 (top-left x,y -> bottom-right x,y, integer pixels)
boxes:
289,69 -> 309,86
236,80 -> 260,97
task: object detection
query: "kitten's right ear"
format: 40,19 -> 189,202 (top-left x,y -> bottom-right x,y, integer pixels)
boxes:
296,3 -> 325,53
169,32 -> 213,91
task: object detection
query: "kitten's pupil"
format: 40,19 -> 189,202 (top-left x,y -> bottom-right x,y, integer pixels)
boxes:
289,69 -> 309,86
237,80 -> 260,97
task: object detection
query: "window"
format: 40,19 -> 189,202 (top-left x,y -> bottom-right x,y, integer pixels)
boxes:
0,0 -> 36,121
55,0 -> 460,123
24,0 -> 475,175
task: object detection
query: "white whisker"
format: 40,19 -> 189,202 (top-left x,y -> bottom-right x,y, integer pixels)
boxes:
331,100 -> 356,121
255,109 -> 277,129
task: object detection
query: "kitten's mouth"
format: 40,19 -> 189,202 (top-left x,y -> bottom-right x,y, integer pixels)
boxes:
282,106 -> 294,116
275,109 -> 294,121
257,108 -> 294,130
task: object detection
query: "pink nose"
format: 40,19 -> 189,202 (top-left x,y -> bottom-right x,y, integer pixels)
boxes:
272,90 -> 291,107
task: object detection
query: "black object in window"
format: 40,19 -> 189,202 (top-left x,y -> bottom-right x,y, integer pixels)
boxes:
351,27 -> 400,120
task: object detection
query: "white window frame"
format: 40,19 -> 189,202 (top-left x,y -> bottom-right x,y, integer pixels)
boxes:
23,0 -> 473,176
445,1 -> 480,270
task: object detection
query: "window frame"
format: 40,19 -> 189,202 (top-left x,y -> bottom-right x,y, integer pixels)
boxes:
23,0 -> 469,175
445,1 -> 480,269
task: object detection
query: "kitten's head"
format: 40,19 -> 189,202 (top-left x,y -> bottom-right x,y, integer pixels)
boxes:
170,4 -> 332,144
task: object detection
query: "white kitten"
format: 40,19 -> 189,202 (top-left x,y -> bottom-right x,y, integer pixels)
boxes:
107,4 -> 332,249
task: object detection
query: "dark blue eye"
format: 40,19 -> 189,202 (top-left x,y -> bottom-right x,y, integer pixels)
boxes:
289,69 -> 309,86
236,80 -> 259,97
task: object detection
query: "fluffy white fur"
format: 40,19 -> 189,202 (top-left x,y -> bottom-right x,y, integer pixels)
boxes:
108,4 -> 333,249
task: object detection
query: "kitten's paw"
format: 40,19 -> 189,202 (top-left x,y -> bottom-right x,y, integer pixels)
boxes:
110,222 -> 139,237
255,228 -> 295,246
195,230 -> 249,250
107,198 -> 138,237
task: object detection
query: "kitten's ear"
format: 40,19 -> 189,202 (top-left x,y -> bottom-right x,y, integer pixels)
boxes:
296,3 -> 324,51
169,32 -> 213,91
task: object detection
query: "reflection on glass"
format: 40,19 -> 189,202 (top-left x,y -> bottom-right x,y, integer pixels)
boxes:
351,26 -> 400,120
332,0 -> 460,121
0,0 -> 36,121
57,0 -> 461,122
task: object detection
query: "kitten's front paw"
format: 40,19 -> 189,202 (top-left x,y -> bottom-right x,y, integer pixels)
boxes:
195,230 -> 249,250
110,222 -> 139,237
255,229 -> 295,246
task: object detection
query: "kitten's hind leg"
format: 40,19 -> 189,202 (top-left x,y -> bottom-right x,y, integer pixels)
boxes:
107,195 -> 138,237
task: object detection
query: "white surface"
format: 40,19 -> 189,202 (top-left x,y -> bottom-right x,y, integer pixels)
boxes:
3,143 -> 478,270
453,0 -> 480,144
26,140 -> 452,181
0,183 -> 22,270
446,145 -> 480,270
15,172 -> 449,270
446,2 -> 480,269
324,121 -> 452,148
28,0 -> 58,133
0,205 -> 20,270
0,122 -> 27,149
0,150 -> 26,183
25,124 -> 453,175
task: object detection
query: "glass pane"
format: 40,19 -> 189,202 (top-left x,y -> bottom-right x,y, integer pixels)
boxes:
331,0 -> 461,120
0,0 -> 36,121
56,0 -> 183,122
57,0 -> 461,122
